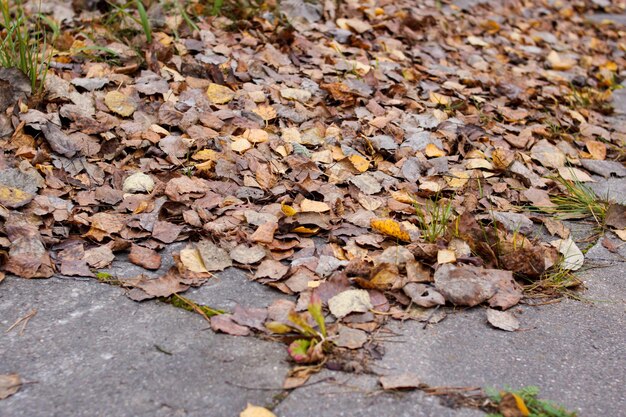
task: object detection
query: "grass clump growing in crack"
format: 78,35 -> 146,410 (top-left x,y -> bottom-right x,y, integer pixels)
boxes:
523,261 -> 583,301
413,195 -> 454,243
486,385 -> 577,417
0,0 -> 53,92
549,177 -> 609,225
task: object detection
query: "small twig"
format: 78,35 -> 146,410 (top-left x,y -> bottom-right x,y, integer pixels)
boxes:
6,308 -> 37,336
225,376 -> 335,391
422,305 -> 441,329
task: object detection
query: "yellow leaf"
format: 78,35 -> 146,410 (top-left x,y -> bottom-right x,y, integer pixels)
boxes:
547,50 -> 576,71
492,148 -> 514,170
206,83 -> 235,104
425,143 -> 446,157
104,91 -> 136,117
192,149 -> 218,161
445,171 -> 470,188
281,202 -> 298,216
253,103 -> 277,121
265,321 -> 292,334
349,154 -> 370,172
240,404 -> 277,417
390,190 -> 416,204
0,185 -> 33,208
429,92 -> 451,106
292,226 -> 320,235
179,247 -> 208,273
370,218 -> 411,242
300,199 -> 330,213
512,393 -> 530,416
465,159 -> 493,170
243,128 -> 269,143
231,138 -> 252,153
586,141 -> 606,160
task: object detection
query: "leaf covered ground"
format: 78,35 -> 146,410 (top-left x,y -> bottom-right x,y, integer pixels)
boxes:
0,0 -> 625,394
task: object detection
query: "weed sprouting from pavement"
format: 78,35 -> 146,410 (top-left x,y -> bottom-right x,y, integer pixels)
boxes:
485,385 -> 577,417
548,175 -> 609,226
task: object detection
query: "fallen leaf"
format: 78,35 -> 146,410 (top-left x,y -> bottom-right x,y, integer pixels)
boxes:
230,244 -> 266,264
104,91 -> 136,116
550,238 -> 584,271
370,218 -> 411,242
486,309 -> 519,332
586,141 -> 606,160
335,325 -> 368,349
379,373 -> 422,390
250,222 -> 278,244
558,167 -> 594,182
255,260 -> 289,280
211,314 -> 250,336
499,392 -> 530,417
300,199 -> 330,213
328,289 -> 372,318
123,172 -> 155,194
605,204 -> 626,229
546,50 -> 576,70
206,83 -> 235,104
402,283 -> 445,308
280,88 -> 311,102
437,249 -> 456,264
179,247 -> 209,273
349,154 -> 369,172
434,264 -> 521,308
0,374 -> 21,400
132,268 -> 189,298
196,240 -> 232,271
129,244 -> 162,270
240,404 -> 277,417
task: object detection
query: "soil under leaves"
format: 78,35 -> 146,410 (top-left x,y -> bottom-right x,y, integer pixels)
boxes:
0,0 -> 625,393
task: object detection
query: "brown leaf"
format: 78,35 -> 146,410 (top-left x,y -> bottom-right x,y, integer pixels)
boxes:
5,236 -> 54,278
335,325 -> 368,349
434,264 -> 521,308
129,244 -> 162,270
132,267 -> 189,298
250,222 -> 278,244
232,305 -> 268,331
379,373 -> 422,390
196,240 -> 232,271
60,259 -> 95,277
152,220 -> 183,244
486,309 -> 519,332
255,259 -> 289,280
605,204 -> 626,229
0,373 -> 21,400
210,314 -> 250,336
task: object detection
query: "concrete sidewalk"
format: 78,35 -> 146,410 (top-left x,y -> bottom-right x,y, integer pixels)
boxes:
1,230 -> 625,417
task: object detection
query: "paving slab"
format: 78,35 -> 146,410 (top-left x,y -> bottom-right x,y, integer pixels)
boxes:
0,277 -> 290,417
373,236 -> 626,417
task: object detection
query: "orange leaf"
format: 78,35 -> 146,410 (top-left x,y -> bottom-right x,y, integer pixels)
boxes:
370,218 -> 411,242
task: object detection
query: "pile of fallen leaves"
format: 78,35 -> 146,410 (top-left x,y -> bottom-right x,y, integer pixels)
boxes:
1,0 -> 625,381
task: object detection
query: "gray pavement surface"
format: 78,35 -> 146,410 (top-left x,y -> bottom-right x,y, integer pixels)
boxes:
1,177 -> 626,416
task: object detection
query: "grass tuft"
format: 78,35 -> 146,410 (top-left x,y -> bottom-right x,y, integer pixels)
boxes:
0,0 -> 53,92
413,195 -> 454,243
548,176 -> 609,226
